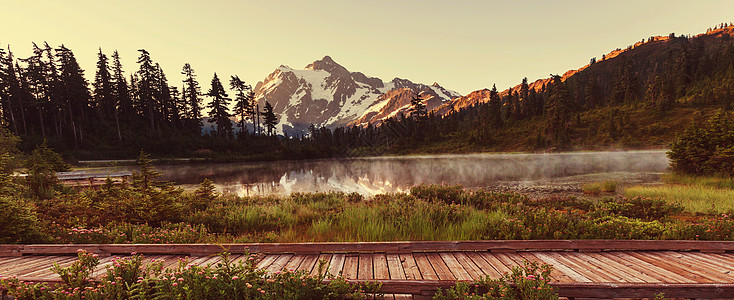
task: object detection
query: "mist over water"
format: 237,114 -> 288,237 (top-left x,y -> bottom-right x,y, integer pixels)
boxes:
110,150 -> 669,197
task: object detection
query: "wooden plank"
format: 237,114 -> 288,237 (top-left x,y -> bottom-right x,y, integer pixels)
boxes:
531,252 -> 592,283
310,254 -> 332,277
439,252 -> 472,280
645,251 -> 734,282
425,253 -> 456,281
385,254 -> 406,280
465,252 -> 503,279
14,258 -> 71,279
604,252 -> 691,283
186,255 -> 215,267
413,253 -> 438,280
373,253 -> 390,280
673,252 -> 734,279
342,255 -> 359,279
265,254 -> 293,274
624,251 -> 709,283
0,257 -> 35,274
399,253 -> 422,280
156,255 -> 182,271
328,253 -> 346,277
255,254 -> 279,270
451,252 -> 485,280
493,253 -> 523,269
583,252 -> 661,283
195,255 -> 225,268
19,257 -> 77,277
548,252 -> 620,282
358,254 -> 373,280
516,252 -> 574,283
685,252 -> 734,274
477,252 -> 513,275
567,252 -> 643,283
0,256 -> 29,267
3,256 -> 67,276
283,255 -> 306,272
296,254 -> 320,274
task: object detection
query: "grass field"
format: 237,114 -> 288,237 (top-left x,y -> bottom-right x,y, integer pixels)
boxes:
625,174 -> 734,214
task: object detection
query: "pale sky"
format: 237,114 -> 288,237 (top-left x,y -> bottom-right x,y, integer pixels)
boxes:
1,0 -> 733,95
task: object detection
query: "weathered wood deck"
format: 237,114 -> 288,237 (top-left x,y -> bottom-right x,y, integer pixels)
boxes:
2,241 -> 734,299
56,171 -> 132,188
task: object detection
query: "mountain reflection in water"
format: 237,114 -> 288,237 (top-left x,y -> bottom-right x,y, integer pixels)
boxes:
102,150 -> 666,197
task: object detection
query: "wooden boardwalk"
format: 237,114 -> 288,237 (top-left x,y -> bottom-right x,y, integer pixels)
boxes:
2,241 -> 734,299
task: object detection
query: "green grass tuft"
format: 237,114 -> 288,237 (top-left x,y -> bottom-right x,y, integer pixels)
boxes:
582,180 -> 617,195
624,185 -> 734,214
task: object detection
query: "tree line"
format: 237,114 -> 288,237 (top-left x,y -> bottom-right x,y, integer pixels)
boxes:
0,44 -> 278,157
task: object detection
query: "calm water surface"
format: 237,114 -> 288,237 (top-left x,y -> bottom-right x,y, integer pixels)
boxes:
92,151 -> 669,196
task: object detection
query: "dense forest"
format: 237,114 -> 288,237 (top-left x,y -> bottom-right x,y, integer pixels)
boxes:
0,45 -> 281,160
1,25 -> 733,161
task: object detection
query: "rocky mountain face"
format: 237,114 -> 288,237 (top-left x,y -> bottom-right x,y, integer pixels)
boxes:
253,56 -> 460,136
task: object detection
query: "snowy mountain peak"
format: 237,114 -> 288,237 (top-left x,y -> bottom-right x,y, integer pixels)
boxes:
253,56 -> 461,136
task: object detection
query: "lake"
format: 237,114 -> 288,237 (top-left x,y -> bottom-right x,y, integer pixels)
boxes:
88,150 -> 670,197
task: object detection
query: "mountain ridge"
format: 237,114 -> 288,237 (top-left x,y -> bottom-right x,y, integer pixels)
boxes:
252,56 -> 460,136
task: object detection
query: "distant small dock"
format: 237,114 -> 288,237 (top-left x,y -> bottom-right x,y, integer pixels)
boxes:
56,171 -> 132,188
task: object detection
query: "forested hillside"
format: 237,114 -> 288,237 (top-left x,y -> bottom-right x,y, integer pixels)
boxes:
306,25 -> 734,156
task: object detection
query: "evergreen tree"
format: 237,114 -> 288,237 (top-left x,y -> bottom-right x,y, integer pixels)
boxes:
408,91 -> 427,119
181,63 -> 202,133
488,84 -> 502,128
3,49 -> 24,135
169,86 -> 183,129
111,51 -> 132,120
612,59 -> 639,105
21,43 -> 50,137
136,49 -> 157,131
0,47 -> 6,125
546,75 -> 571,146
230,75 -> 252,134
110,51 -> 129,141
584,75 -> 602,109
262,101 -> 278,136
518,78 -> 529,119
42,42 -> 63,138
154,63 -> 172,128
92,49 -> 114,122
56,45 -> 91,122
255,103 -> 262,136
56,45 -> 91,147
205,73 -> 232,138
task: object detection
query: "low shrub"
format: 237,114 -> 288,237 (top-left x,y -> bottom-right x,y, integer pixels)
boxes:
46,222 -> 216,244
0,250 -> 383,300
434,261 -> 558,300
597,196 -> 683,221
411,184 -> 466,204
0,196 -> 45,243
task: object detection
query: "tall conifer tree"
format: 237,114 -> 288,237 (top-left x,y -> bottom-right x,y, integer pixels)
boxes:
206,73 -> 231,138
